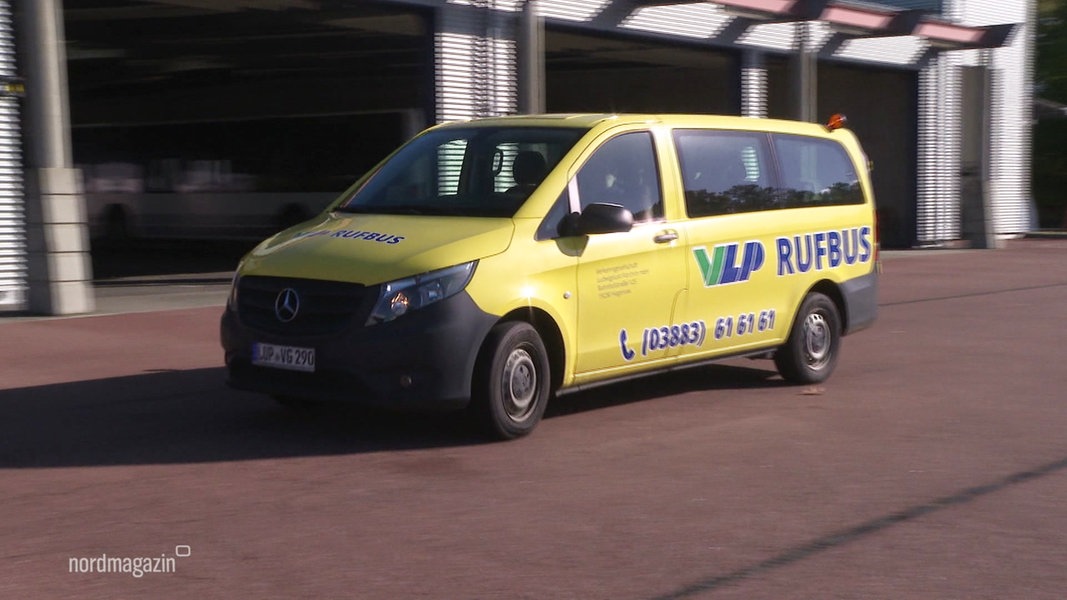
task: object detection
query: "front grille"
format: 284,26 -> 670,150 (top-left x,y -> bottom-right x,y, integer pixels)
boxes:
237,275 -> 375,336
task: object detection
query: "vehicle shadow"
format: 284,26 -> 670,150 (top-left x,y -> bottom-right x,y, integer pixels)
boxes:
0,362 -> 785,469
546,361 -> 785,418
0,367 -> 478,468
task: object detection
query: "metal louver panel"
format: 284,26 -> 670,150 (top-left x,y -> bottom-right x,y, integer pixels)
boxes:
916,55 -> 962,244
436,1 -> 517,123
741,52 -> 767,119
0,0 -> 24,310
621,3 -> 732,39
437,139 -> 467,195
737,22 -> 797,51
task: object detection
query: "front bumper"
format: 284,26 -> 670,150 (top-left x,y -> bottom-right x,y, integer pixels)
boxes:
220,290 -> 498,411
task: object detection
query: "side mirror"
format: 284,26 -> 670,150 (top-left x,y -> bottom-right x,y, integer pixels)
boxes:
559,203 -> 633,237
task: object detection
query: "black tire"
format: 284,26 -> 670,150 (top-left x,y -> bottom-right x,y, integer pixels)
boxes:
775,292 -> 842,384
472,321 -> 551,440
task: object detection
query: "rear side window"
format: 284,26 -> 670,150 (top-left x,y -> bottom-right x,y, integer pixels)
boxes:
773,134 -> 863,208
674,130 -> 776,218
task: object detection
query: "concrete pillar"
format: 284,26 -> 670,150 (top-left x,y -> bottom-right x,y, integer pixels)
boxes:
791,22 -> 817,123
517,0 -> 545,115
18,0 -> 94,314
24,168 -> 93,314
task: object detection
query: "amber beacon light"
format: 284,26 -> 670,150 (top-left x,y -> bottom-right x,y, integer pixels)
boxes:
826,113 -> 848,131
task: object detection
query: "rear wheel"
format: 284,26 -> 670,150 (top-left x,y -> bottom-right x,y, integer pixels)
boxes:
775,292 -> 841,384
472,321 -> 551,440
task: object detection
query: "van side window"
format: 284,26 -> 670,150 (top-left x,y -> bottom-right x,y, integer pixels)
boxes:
773,134 -> 863,208
575,132 -> 663,223
673,130 -> 776,218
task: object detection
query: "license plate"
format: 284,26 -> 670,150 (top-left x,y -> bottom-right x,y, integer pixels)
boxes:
252,342 -> 316,373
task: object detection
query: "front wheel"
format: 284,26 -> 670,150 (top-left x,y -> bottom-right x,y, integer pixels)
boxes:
775,292 -> 841,384
472,322 -> 551,440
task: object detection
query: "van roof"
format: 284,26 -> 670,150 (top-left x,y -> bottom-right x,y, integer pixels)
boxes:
433,113 -> 844,137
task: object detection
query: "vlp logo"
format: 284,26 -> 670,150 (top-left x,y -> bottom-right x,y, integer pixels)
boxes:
693,241 -> 765,287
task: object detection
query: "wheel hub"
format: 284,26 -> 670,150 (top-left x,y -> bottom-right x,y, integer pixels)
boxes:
803,312 -> 831,369
502,348 -> 537,421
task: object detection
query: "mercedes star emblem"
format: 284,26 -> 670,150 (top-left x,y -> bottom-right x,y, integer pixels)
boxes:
274,288 -> 300,323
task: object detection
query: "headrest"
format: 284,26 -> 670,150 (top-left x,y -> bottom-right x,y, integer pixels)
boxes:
512,151 -> 547,186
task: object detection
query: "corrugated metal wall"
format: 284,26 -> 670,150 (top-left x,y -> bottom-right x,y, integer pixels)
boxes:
0,0 -> 1033,297
436,1 -> 518,122
916,55 -> 963,243
0,0 -> 25,309
914,0 -> 1032,242
741,52 -> 767,119
957,0 -> 1033,235
432,0 -> 1030,245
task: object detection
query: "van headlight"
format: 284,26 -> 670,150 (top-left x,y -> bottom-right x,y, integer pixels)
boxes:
367,261 -> 477,325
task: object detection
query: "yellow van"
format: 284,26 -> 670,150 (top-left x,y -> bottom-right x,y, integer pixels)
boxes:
220,114 -> 878,438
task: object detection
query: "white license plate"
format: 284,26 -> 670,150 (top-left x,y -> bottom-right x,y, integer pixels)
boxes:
252,342 -> 316,373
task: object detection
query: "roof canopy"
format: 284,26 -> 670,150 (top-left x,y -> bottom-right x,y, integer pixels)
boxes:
633,0 -> 1016,50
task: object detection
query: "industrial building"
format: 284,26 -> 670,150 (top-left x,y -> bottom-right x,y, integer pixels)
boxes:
2,0 -> 1030,314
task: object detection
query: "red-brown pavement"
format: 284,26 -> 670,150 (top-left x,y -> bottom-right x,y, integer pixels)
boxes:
1,238 -> 1065,599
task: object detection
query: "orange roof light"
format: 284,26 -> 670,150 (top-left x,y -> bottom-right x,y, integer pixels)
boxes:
826,113 -> 848,131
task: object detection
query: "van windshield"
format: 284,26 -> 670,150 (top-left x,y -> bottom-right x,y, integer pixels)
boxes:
336,126 -> 587,218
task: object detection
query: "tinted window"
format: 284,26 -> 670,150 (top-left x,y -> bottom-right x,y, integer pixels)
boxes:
575,132 -> 663,222
338,126 -> 586,218
536,132 -> 663,239
773,134 -> 863,208
674,130 -> 777,218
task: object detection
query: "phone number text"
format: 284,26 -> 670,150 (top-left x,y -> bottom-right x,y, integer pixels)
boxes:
713,309 -> 776,340
620,320 -> 707,361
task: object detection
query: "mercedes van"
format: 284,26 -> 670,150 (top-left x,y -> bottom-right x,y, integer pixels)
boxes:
220,114 -> 878,439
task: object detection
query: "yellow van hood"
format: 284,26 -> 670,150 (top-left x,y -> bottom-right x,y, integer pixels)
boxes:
240,213 -> 515,284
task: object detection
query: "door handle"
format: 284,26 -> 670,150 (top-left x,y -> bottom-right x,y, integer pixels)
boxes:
653,230 -> 679,244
